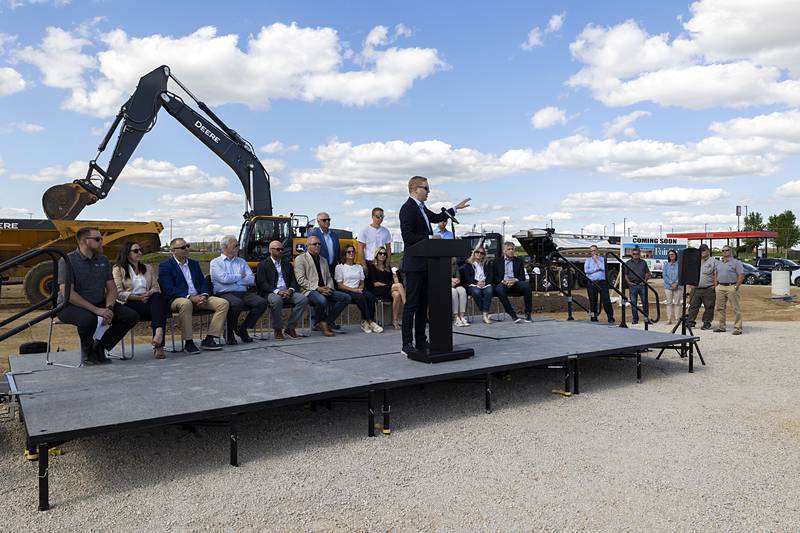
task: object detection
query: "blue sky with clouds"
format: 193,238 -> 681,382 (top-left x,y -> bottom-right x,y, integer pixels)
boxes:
1,0 -> 799,245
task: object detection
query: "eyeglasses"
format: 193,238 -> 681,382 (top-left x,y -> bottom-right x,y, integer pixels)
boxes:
131,248 -> 143,254
722,248 -> 731,252
417,186 -> 430,191
377,252 -> 387,256
373,213 -> 384,219
85,236 -> 103,242
346,250 -> 355,254
475,251 -> 485,255
308,242 -> 321,246
172,245 -> 190,250
319,218 -> 330,222
270,247 -> 283,251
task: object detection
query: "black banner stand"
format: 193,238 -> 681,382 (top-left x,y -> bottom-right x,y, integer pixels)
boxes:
405,239 -> 475,363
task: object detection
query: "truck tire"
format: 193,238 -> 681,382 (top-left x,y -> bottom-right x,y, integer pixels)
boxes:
24,261 -> 56,304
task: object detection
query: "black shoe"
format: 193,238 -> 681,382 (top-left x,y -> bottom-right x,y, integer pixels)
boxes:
401,343 -> 417,356
93,342 -> 111,364
82,357 -> 97,366
184,340 -> 201,354
226,335 -> 238,346
631,320 -> 639,325
590,317 -> 598,322
201,336 -> 224,351
700,323 -> 712,330
608,318 -> 616,324
524,313 -> 532,322
415,340 -> 429,352
687,321 -> 696,328
236,327 -> 254,343
331,323 -> 341,331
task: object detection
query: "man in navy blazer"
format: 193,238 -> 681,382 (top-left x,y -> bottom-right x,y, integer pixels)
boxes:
490,241 -> 533,323
158,237 -> 229,353
306,212 -> 340,272
399,175 -> 470,355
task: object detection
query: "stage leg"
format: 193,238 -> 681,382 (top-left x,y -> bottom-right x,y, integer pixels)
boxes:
636,352 -> 642,383
382,390 -> 391,435
38,443 -> 49,511
485,374 -> 492,414
368,390 -> 375,437
229,419 -> 239,467
564,361 -> 571,394
572,358 -> 580,395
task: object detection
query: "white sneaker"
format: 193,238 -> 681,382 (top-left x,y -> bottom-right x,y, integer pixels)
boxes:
369,321 -> 383,333
360,321 -> 373,333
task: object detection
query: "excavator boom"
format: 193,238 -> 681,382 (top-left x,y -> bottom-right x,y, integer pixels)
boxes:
42,65 -> 272,220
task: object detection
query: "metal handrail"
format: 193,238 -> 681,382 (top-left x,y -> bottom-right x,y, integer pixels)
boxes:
0,248 -> 72,342
546,251 -> 603,319
603,251 -> 660,328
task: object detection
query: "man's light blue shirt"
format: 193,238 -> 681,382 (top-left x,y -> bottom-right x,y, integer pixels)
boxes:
321,230 -> 335,264
433,227 -> 454,239
210,254 -> 255,293
584,256 -> 606,281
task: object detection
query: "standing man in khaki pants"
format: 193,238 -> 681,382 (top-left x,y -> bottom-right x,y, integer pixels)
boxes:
158,238 -> 229,353
714,245 -> 745,335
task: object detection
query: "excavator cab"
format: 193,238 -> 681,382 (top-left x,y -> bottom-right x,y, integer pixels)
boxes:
239,216 -> 294,266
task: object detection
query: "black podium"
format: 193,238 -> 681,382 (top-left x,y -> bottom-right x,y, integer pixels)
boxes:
405,239 -> 475,363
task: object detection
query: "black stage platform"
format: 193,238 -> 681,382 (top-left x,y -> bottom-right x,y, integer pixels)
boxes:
6,318 -> 699,510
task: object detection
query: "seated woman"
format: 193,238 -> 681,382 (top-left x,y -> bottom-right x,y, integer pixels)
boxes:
335,244 -> 384,333
365,246 -> 405,330
451,262 -> 469,327
112,241 -> 167,358
461,246 -> 494,324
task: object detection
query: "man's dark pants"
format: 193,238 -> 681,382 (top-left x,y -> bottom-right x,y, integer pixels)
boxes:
686,286 -> 716,326
629,283 -> 649,322
588,279 -> 614,321
218,292 -> 268,334
402,270 -> 428,347
494,281 -> 532,318
58,302 -> 139,358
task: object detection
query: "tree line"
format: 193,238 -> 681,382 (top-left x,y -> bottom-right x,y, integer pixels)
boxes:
742,210 -> 800,255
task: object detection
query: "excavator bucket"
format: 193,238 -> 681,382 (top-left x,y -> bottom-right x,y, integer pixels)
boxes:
42,183 -> 98,220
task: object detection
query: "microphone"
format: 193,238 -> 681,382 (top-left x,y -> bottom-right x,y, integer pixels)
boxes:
440,207 -> 460,225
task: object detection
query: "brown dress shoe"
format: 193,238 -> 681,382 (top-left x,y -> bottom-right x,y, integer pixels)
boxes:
284,328 -> 299,339
318,321 -> 335,337
274,329 -> 285,340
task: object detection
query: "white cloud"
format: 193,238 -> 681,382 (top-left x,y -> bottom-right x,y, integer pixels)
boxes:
0,206 -> 34,217
342,199 -> 355,206
776,180 -> 800,198
0,121 -> 45,133
0,67 -> 26,96
523,211 -> 573,222
0,33 -> 16,54
531,106 -> 566,129
603,110 -> 650,138
3,0 -> 70,7
546,13 -> 566,33
258,141 -> 299,154
394,24 -> 412,39
157,191 -> 243,207
567,6 -> 800,109
709,110 -> 800,144
0,157 -> 4,176
8,157 -> 230,188
561,187 -> 729,210
521,28 -> 543,50
17,23 -> 446,117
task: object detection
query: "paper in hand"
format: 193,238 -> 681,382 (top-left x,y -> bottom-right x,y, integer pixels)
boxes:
93,316 -> 109,340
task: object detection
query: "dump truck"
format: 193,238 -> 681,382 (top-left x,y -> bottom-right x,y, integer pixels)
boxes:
0,218 -> 163,303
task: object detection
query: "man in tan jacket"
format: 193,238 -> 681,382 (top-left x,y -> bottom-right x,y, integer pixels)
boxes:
294,235 -> 351,336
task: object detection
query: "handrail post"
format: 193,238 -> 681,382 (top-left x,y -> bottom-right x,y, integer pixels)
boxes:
565,269 -> 574,320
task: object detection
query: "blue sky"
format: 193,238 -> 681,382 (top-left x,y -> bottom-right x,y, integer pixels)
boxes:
1,0 -> 799,245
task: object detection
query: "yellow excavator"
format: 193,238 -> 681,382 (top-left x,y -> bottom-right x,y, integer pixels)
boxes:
3,65 -> 354,303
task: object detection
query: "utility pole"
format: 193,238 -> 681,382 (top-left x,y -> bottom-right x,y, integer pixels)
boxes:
736,205 -> 741,254
659,224 -> 662,237
603,225 -> 607,237
501,220 -> 506,242
623,217 -> 626,238
612,222 -> 616,235
169,218 -> 173,243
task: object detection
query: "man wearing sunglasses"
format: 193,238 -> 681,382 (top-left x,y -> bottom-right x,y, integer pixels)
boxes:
307,212 -> 341,272
57,227 -> 139,365
158,237 -> 229,353
399,175 -> 470,356
713,245 -> 744,335
255,240 -> 309,340
294,235 -> 351,336
357,207 -> 393,269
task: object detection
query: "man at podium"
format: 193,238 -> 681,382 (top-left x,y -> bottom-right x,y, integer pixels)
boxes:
399,175 -> 470,356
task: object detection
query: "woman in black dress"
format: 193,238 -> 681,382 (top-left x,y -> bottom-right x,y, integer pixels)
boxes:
365,246 -> 405,329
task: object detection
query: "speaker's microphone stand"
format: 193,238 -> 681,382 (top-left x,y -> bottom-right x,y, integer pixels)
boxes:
656,283 -> 704,370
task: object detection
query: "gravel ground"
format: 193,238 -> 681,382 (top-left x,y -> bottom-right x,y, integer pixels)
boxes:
1,320 -> 799,531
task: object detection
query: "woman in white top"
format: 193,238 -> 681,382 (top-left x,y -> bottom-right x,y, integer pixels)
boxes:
335,244 -> 383,333
113,241 -> 167,358
460,246 -> 494,324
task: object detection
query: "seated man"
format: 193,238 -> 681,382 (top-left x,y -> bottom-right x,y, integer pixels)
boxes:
158,237 -> 228,353
256,240 -> 309,340
210,235 -> 268,344
294,235 -> 351,336
57,227 -> 139,365
490,241 -> 533,323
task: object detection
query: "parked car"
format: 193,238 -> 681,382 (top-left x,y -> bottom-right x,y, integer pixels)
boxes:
754,257 -> 800,272
742,262 -> 771,285
792,269 -> 800,287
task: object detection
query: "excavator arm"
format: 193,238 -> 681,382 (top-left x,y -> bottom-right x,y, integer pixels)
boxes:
42,65 -> 272,220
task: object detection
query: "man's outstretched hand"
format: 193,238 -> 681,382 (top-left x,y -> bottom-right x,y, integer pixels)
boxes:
455,198 -> 471,210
